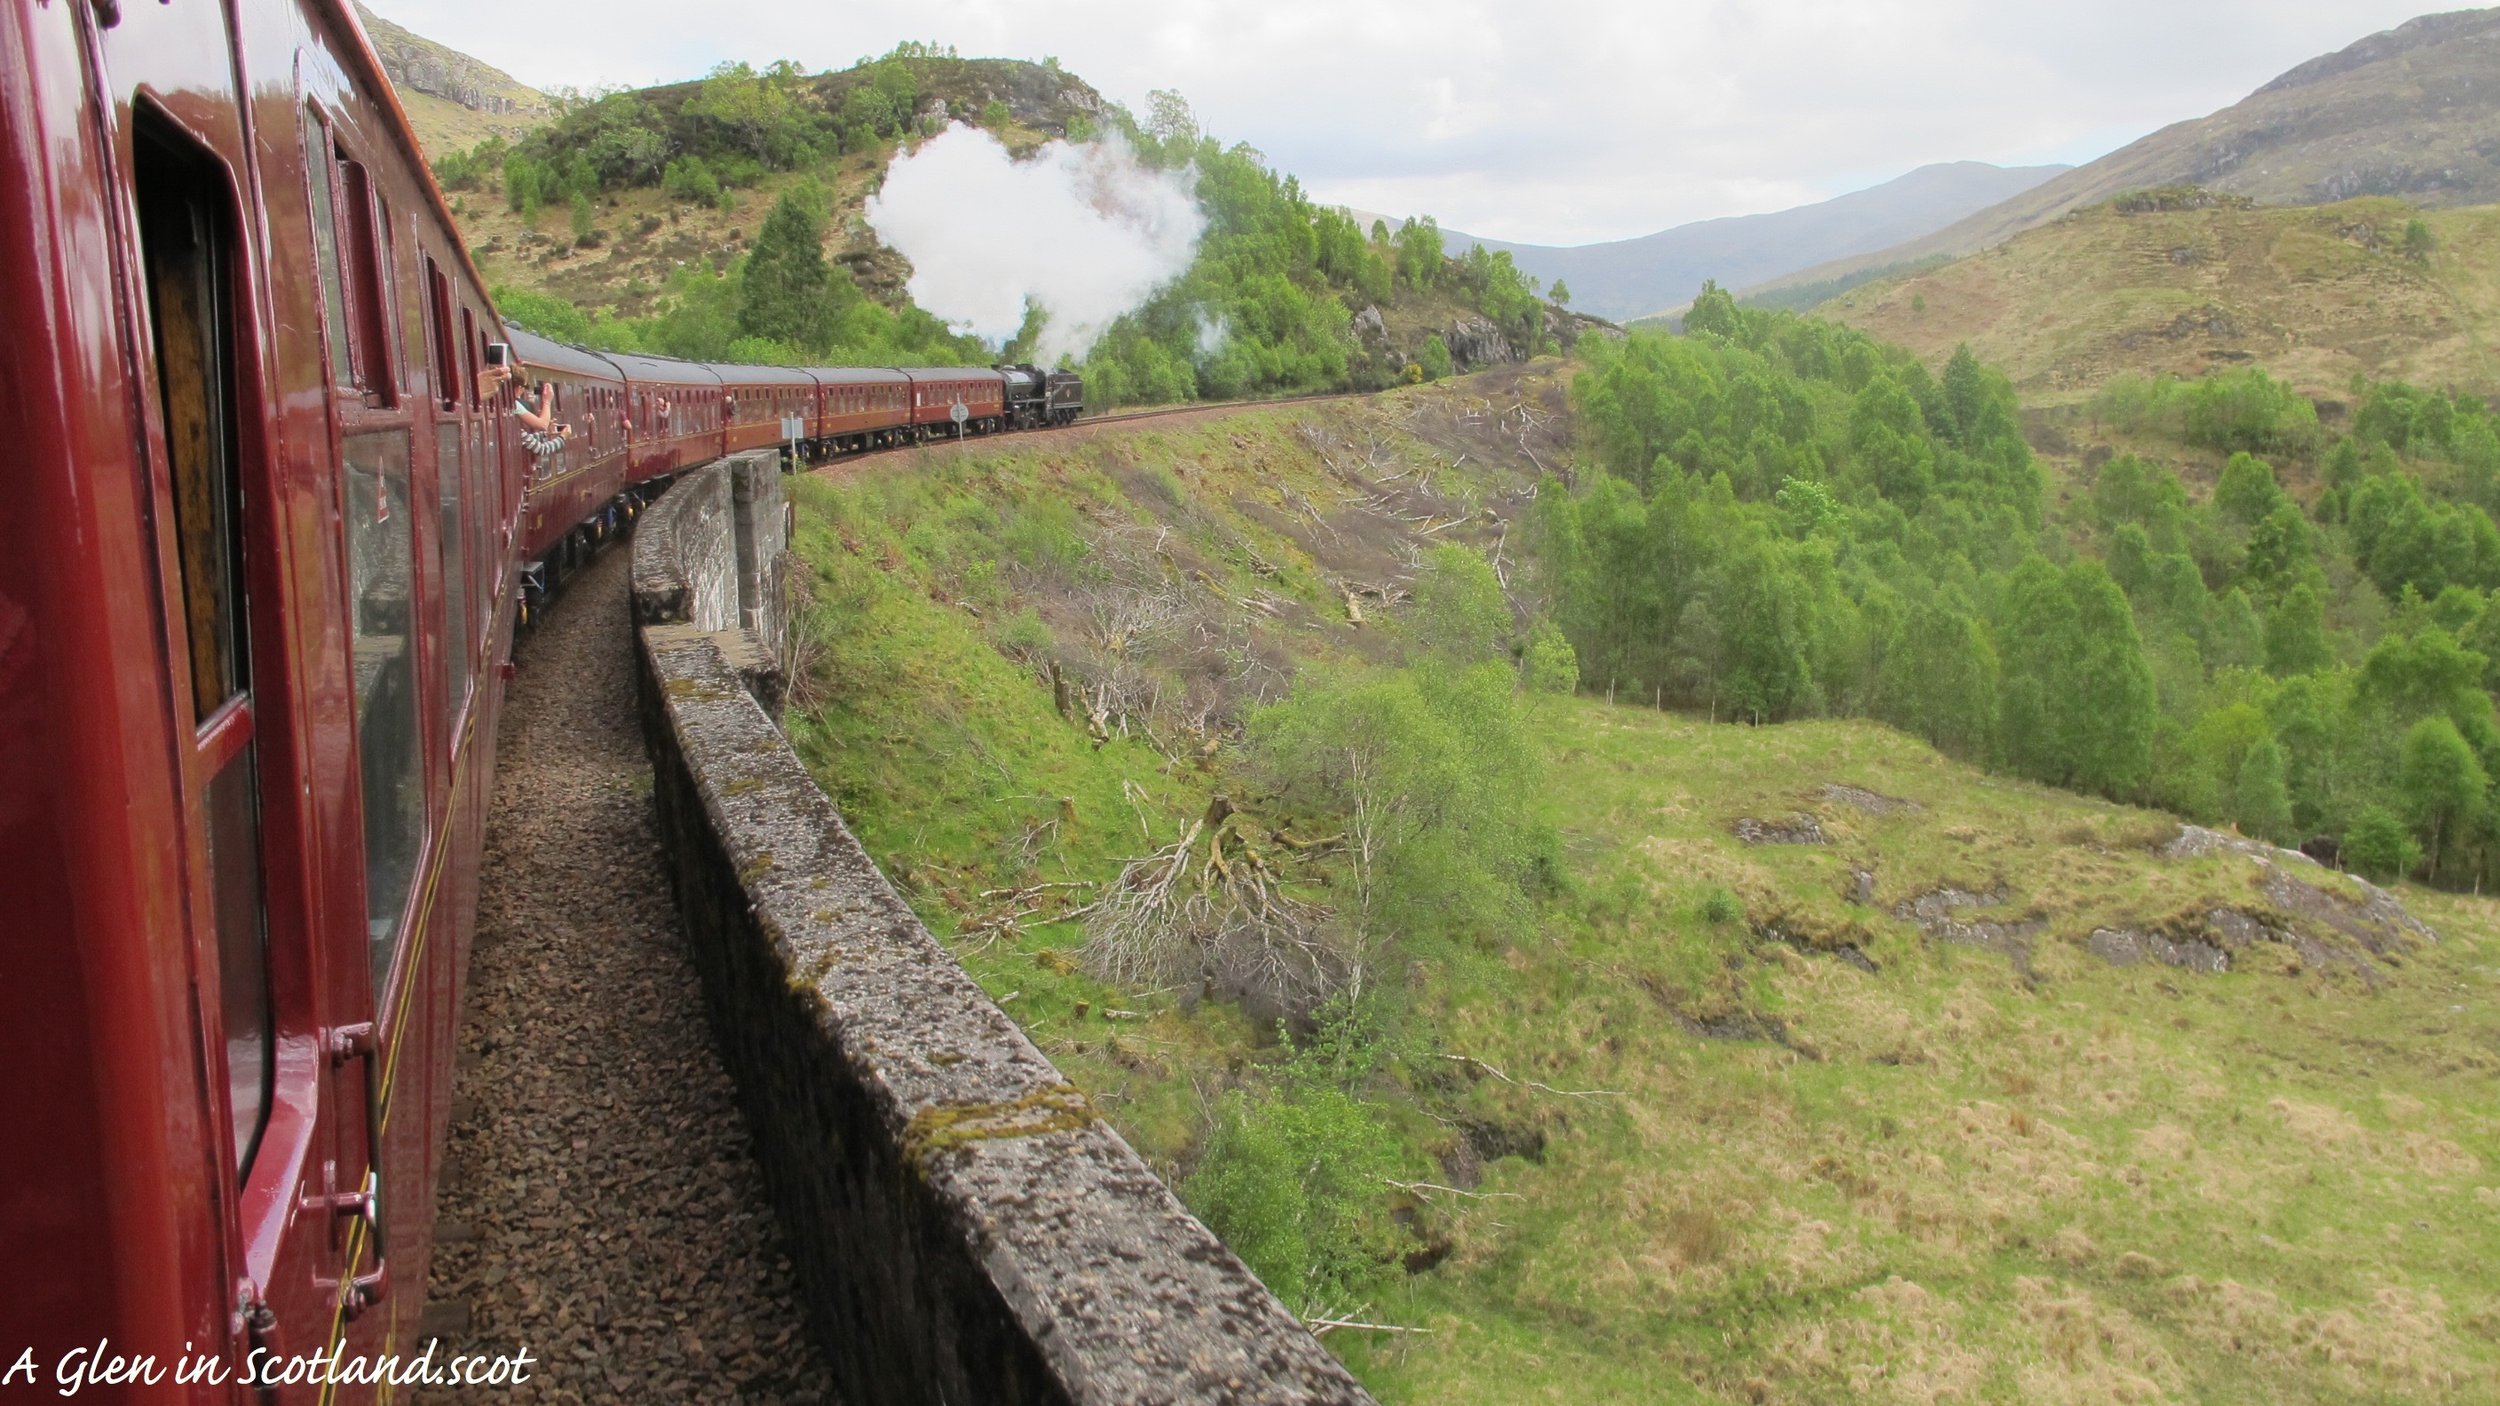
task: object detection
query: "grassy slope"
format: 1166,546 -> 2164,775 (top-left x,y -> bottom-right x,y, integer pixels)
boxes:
778,373 -> 1559,1157
779,377 -> 2500,1404
1816,198 -> 2500,404
1347,703 -> 2499,1405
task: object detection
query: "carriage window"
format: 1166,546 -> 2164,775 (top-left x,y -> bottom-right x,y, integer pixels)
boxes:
343,430 -> 423,996
138,118 -> 273,1173
337,160 -> 394,403
469,420 -> 495,649
438,430 -> 469,728
301,112 -> 352,390
425,259 -> 459,409
462,307 -> 481,410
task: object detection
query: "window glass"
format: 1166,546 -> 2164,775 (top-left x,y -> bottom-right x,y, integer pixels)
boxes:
301,112 -> 350,387
470,419 -> 495,648
426,260 -> 459,408
139,120 -> 273,1171
438,430 -> 468,727
462,308 -> 480,410
205,750 -> 272,1168
338,161 -> 393,401
343,429 -> 423,994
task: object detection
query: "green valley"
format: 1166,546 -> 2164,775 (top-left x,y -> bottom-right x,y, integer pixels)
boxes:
770,340 -> 2500,1400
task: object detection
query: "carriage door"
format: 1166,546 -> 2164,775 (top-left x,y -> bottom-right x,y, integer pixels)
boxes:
124,97 -> 357,1400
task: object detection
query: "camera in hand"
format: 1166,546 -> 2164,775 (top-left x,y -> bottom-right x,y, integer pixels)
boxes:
484,340 -> 511,367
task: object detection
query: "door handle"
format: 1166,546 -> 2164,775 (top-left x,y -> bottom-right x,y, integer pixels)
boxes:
326,1022 -> 391,1318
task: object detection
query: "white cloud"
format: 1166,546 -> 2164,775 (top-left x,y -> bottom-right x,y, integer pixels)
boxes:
865,126 -> 1203,362
367,0 -> 2448,245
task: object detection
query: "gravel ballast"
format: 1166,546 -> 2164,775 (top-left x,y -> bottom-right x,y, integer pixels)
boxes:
420,546 -> 835,1404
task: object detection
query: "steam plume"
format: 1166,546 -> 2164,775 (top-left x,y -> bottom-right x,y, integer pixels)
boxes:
866,125 -> 1203,365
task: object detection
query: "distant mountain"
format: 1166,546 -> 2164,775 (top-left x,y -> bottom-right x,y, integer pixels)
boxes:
1751,6 -> 2500,300
1398,162 -> 2070,322
1815,196 -> 2500,400
353,2 -> 551,156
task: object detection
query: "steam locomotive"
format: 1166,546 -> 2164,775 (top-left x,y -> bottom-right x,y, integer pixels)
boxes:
0,0 -> 1076,1396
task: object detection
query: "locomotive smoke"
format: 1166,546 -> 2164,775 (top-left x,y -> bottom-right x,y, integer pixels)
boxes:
867,126 -> 1204,365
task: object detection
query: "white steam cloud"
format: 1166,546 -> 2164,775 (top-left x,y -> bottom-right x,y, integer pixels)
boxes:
866,126 -> 1204,366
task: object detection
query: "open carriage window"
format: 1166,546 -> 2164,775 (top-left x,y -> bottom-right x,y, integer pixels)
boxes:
137,114 -> 275,1173
337,158 -> 395,404
302,112 -> 397,404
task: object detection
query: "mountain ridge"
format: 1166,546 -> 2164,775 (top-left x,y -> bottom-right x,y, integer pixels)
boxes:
354,2 -> 552,154
1394,160 -> 2070,322
1750,6 -> 2500,299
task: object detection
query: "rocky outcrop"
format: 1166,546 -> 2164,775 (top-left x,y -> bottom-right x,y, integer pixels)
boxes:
1443,316 -> 1519,371
352,2 -> 549,118
1348,303 -> 1617,381
1735,814 -> 1827,846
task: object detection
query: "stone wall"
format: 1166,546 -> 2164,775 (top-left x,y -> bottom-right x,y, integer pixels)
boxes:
631,459 -> 734,632
728,453 -> 788,656
631,462 -> 1376,1406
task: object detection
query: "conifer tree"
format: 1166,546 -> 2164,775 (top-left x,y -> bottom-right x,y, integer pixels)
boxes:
1941,344 -> 1986,447
739,187 -> 837,352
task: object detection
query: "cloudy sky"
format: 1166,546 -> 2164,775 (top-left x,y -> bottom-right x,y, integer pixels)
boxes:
368,0 -> 2448,246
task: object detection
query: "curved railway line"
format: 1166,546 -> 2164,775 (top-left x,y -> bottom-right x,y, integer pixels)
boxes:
420,548 -> 834,1405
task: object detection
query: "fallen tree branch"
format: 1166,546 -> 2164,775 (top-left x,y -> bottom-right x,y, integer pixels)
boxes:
1437,1053 -> 1628,1100
978,880 -> 1096,901
1306,1317 -> 1432,1337
1383,1178 -> 1523,1203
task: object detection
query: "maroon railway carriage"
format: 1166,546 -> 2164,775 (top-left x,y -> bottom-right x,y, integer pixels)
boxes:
0,0 -> 546,1395
505,327 -> 630,568
903,366 -> 1009,438
716,361 -> 820,459
597,349 -> 729,483
807,366 -> 912,457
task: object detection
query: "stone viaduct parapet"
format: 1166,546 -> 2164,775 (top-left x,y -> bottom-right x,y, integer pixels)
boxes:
629,453 -> 1377,1406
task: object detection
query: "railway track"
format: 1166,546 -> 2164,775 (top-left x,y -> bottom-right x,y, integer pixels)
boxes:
420,547 -> 835,1404
1071,388 -> 1371,428
801,388 -> 1371,477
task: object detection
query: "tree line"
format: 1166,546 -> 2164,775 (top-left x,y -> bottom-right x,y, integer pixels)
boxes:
433,47 -> 989,220
1536,283 -> 2500,887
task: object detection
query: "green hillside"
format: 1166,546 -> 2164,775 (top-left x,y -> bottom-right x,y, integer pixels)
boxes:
773,360 -> 2499,1403
1817,195 -> 2500,402
407,48 -> 1594,403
